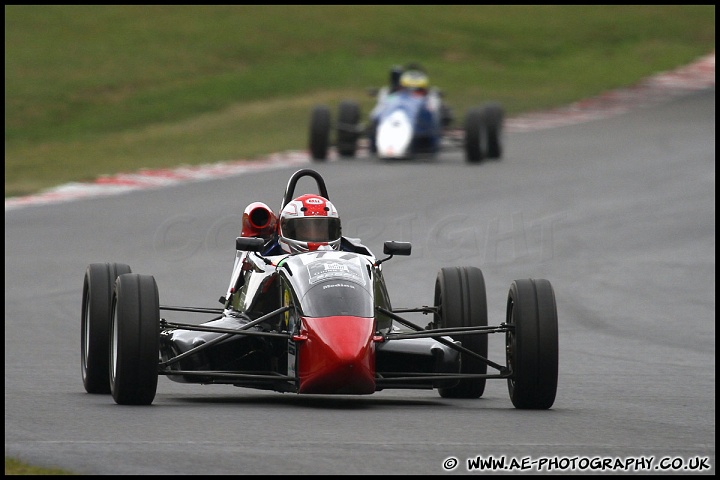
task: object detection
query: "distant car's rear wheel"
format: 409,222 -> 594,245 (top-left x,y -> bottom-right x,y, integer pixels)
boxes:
81,262 -> 131,394
110,273 -> 160,405
336,100 -> 361,158
483,102 -> 504,159
464,107 -> 487,163
435,266 -> 488,398
309,105 -> 331,161
506,278 -> 558,409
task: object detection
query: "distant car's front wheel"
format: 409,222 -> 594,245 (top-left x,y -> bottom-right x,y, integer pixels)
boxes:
434,266 -> 488,398
506,278 -> 558,409
110,273 -> 160,405
309,105 -> 331,161
81,262 -> 132,394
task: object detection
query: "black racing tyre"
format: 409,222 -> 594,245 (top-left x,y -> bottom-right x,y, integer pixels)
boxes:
506,278 -> 558,409
110,273 -> 160,405
81,262 -> 132,394
483,102 -> 504,159
434,266 -> 488,398
309,105 -> 331,161
464,107 -> 487,163
336,100 -> 361,158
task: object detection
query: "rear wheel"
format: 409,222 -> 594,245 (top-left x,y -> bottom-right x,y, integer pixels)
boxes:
336,100 -> 361,158
81,262 -> 132,394
110,273 -> 160,405
309,105 -> 331,161
483,102 -> 504,159
464,107 -> 487,163
506,278 -> 558,409
435,266 -> 488,398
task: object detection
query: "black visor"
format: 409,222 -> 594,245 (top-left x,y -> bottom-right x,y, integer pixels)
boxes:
282,217 -> 341,242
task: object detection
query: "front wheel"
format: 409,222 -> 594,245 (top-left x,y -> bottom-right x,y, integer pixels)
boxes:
81,262 -> 132,394
434,266 -> 488,398
506,278 -> 558,409
110,273 -> 160,405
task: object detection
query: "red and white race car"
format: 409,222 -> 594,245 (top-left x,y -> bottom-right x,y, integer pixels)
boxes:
81,168 -> 557,408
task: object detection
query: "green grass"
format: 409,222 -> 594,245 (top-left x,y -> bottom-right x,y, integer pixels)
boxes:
5,458 -> 74,475
4,5 -> 715,197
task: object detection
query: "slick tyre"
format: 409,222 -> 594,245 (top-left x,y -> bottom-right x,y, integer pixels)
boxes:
483,102 -> 504,159
81,262 -> 132,394
110,273 -> 160,405
464,107 -> 487,163
336,100 -> 361,158
435,266 -> 488,398
506,279 -> 558,409
309,105 -> 331,161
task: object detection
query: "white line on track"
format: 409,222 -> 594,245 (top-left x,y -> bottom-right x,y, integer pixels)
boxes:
5,52 -> 714,211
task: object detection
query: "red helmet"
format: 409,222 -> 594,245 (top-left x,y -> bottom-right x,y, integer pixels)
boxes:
278,194 -> 341,253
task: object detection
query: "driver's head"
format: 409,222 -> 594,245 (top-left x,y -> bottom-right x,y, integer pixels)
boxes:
399,69 -> 428,94
278,194 -> 341,253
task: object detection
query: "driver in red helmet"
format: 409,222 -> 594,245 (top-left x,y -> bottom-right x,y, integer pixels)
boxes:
252,193 -> 370,257
277,194 -> 342,253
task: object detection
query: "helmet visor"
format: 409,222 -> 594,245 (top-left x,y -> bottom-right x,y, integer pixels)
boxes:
400,70 -> 428,89
282,217 -> 341,242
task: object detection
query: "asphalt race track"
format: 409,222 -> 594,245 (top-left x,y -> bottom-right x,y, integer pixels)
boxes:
5,86 -> 715,474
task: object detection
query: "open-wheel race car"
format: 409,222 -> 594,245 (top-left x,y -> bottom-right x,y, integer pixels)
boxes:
81,169 -> 557,408
309,64 -> 505,163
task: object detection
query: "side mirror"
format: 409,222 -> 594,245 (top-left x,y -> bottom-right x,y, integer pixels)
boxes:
236,236 -> 265,252
375,241 -> 411,267
383,241 -> 411,256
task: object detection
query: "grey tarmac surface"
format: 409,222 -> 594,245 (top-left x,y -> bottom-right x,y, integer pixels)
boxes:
5,86 -> 715,474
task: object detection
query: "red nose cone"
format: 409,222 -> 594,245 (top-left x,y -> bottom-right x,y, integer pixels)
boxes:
297,316 -> 376,394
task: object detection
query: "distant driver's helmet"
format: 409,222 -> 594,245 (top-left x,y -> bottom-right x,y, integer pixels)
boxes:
278,194 -> 341,253
399,70 -> 429,93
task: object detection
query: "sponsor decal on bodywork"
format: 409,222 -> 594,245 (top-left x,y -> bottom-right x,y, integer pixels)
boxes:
307,260 -> 365,286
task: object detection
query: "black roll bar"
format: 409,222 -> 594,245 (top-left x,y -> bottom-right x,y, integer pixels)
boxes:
280,169 -> 330,211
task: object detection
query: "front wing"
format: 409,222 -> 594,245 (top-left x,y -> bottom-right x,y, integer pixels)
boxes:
157,304 -> 512,393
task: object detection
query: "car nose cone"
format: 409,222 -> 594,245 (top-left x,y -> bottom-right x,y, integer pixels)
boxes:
376,110 -> 412,158
297,316 -> 376,394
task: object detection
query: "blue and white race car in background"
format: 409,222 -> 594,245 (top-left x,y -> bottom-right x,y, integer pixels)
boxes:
309,64 -> 504,163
